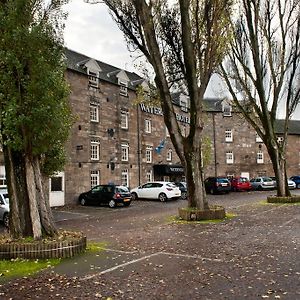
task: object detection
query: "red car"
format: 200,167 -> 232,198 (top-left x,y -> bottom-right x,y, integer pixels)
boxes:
231,177 -> 252,191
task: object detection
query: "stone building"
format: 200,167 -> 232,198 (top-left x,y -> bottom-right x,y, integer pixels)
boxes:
0,49 -> 299,206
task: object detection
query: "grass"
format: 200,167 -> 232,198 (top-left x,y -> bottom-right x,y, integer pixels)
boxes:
0,241 -> 107,284
167,212 -> 236,225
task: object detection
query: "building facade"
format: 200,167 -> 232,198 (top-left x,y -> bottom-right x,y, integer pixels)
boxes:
0,49 -> 299,206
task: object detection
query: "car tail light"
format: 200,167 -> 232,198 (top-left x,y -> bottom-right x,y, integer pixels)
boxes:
114,193 -> 121,199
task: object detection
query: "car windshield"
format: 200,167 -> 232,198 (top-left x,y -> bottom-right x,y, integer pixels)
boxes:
116,186 -> 129,193
217,178 -> 229,183
262,177 -> 273,182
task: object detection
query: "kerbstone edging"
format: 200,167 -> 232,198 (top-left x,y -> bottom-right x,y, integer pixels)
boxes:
267,195 -> 300,204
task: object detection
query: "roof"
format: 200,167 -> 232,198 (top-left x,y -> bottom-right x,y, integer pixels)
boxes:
64,48 -> 144,90
275,119 -> 300,135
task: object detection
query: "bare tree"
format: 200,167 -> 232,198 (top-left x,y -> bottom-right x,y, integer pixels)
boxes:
86,0 -> 233,209
220,0 -> 300,196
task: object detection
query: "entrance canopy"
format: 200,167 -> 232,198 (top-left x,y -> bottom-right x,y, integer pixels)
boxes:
153,164 -> 184,176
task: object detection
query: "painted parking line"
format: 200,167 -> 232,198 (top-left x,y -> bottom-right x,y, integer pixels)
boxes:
81,250 -> 223,281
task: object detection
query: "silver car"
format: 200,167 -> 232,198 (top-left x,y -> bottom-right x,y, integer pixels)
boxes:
0,189 -> 9,227
250,177 -> 275,190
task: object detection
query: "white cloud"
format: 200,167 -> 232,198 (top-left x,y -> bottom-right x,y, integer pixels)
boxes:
63,0 -> 136,71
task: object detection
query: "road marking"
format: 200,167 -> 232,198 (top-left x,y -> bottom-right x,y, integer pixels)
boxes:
81,252 -> 160,280
81,250 -> 223,281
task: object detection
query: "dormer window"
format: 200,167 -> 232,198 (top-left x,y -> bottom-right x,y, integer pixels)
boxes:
119,80 -> 128,97
88,70 -> 99,89
179,95 -> 189,112
223,104 -> 232,117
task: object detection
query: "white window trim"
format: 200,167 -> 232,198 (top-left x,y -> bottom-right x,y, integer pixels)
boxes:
225,129 -> 233,142
146,146 -> 153,163
223,105 -> 232,117
145,119 -> 152,133
121,143 -> 129,161
256,133 -> 263,143
226,151 -> 234,164
121,169 -> 129,187
146,170 -> 153,182
257,151 -> 264,164
90,170 -> 100,188
167,149 -> 172,161
120,111 -> 129,129
91,140 -> 100,161
90,104 -> 99,123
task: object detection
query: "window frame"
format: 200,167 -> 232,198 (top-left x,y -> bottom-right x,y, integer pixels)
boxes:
257,151 -> 264,164
225,129 -> 233,142
146,146 -> 153,163
120,111 -> 129,129
226,151 -> 234,164
90,170 -> 100,188
121,169 -> 129,187
90,140 -> 100,161
167,149 -> 172,161
145,119 -> 152,133
90,104 -> 99,123
121,143 -> 129,161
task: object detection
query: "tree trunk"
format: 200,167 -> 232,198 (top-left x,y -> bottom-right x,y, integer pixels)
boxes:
3,146 -> 32,239
33,157 -> 57,237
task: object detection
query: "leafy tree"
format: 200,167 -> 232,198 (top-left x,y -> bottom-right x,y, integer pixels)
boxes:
220,0 -> 300,196
0,0 -> 72,239
87,0 -> 233,209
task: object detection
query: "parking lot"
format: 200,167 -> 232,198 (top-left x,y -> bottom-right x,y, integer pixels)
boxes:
1,190 -> 300,299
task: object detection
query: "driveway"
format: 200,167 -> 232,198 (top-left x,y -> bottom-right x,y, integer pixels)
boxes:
0,190 -> 300,299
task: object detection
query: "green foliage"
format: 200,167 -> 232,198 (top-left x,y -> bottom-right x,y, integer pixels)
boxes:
0,0 -> 72,176
0,257 -> 61,284
167,212 -> 236,224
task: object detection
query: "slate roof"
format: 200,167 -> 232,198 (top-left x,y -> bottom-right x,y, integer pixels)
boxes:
275,119 -> 300,135
64,48 -> 144,90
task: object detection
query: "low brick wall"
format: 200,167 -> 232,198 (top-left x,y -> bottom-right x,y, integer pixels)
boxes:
267,195 -> 300,204
0,236 -> 87,259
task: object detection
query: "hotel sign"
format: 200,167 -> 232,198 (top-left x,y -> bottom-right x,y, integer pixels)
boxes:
140,103 -> 190,124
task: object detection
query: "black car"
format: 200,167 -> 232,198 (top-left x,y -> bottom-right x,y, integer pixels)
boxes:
173,182 -> 187,199
204,177 -> 231,194
79,185 -> 132,208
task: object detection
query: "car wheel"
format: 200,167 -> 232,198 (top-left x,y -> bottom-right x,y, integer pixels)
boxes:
159,193 -> 167,202
108,199 -> 116,208
297,183 -> 300,189
257,185 -> 263,191
80,197 -> 86,206
123,201 -> 131,207
3,213 -> 9,228
181,192 -> 187,200
131,192 -> 138,200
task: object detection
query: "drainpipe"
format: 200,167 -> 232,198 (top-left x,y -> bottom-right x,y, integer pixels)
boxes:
137,104 -> 141,185
213,113 -> 218,177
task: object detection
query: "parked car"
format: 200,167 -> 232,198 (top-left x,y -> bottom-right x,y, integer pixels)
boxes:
231,177 -> 252,192
270,177 -> 296,189
79,185 -> 132,208
289,176 -> 300,189
0,190 -> 9,227
130,181 -> 181,202
173,182 -> 187,199
204,177 -> 231,194
250,177 -> 275,190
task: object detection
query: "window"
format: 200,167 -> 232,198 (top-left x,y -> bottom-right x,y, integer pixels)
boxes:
119,80 -> 128,96
91,140 -> 100,160
121,143 -> 129,161
0,174 -> 6,188
91,170 -> 100,188
256,133 -> 263,142
225,130 -> 233,142
223,104 -> 232,117
257,151 -> 264,164
88,71 -> 99,88
120,111 -> 128,129
180,97 -> 189,112
146,146 -> 152,163
121,169 -> 129,187
50,177 -> 62,192
90,104 -> 99,122
145,119 -> 152,133
167,149 -> 172,161
146,170 -> 153,182
277,136 -> 284,143
226,151 -> 234,164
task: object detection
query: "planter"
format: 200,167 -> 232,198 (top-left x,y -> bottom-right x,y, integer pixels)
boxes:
0,234 -> 87,260
267,195 -> 300,204
178,206 -> 226,221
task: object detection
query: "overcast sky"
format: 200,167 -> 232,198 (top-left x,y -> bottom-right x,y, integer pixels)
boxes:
63,0 -> 136,72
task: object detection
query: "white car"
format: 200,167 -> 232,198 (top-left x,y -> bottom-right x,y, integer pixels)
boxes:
0,190 -> 9,227
130,181 -> 181,202
270,177 -> 296,189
